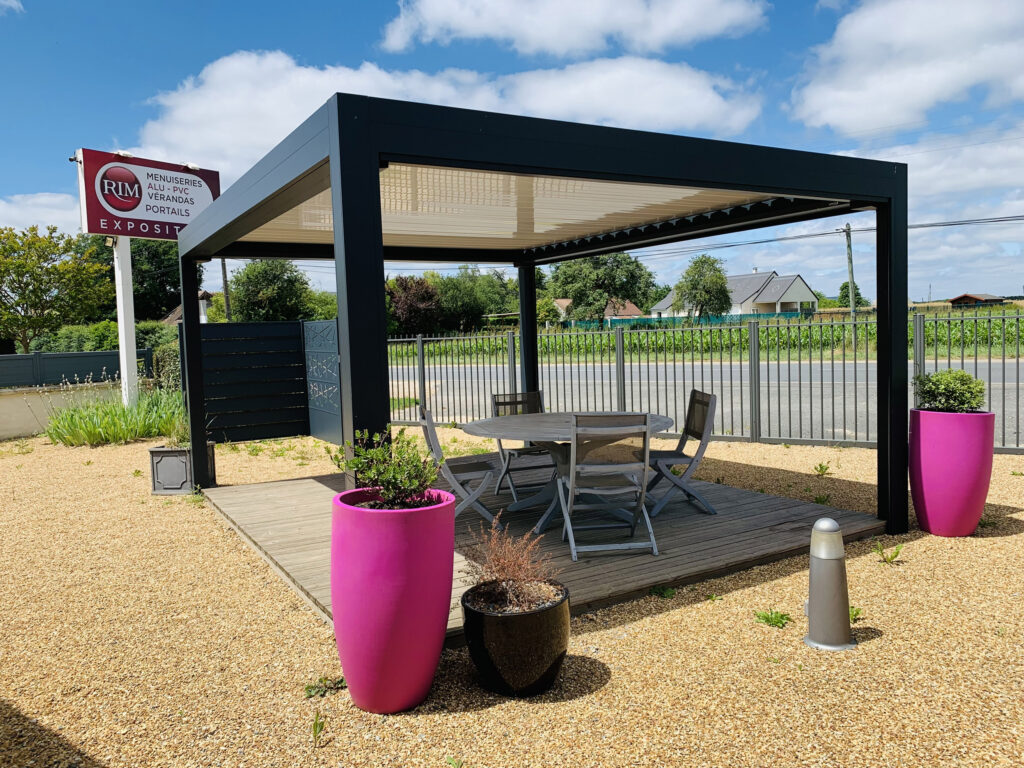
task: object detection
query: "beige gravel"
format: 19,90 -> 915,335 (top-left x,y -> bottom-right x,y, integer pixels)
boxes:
1,433 -> 1022,767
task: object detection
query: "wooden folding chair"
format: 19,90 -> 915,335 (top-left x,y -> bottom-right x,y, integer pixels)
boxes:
646,390 -> 718,517
556,413 -> 658,562
419,406 -> 499,525
490,391 -> 554,501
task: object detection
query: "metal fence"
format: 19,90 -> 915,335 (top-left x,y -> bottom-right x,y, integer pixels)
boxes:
388,313 -> 1024,453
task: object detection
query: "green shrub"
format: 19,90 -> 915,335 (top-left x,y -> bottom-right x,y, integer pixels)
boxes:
44,386 -> 184,446
153,341 -> 181,390
325,427 -> 439,509
914,369 -> 985,412
30,320 -> 176,354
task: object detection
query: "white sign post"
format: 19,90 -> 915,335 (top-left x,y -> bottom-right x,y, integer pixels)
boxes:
111,236 -> 138,406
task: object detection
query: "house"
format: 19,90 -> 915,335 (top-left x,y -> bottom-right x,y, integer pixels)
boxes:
650,269 -> 818,318
162,290 -> 214,324
948,293 -> 1005,308
552,297 -> 645,323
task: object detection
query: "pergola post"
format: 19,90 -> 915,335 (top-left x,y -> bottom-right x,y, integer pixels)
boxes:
328,96 -> 390,453
179,258 -> 211,487
517,264 -> 539,393
875,187 -> 909,534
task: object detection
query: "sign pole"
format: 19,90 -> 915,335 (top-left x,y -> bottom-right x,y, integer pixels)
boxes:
112,235 -> 138,406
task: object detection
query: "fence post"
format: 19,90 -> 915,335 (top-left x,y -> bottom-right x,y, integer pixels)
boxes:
506,330 -> 517,395
747,321 -> 761,442
416,334 -> 427,410
31,351 -> 42,386
615,327 -> 626,411
912,313 -> 925,407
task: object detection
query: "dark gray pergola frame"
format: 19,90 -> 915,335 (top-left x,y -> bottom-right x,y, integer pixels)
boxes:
178,93 -> 908,533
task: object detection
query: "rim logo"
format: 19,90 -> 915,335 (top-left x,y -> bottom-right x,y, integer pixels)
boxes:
100,166 -> 142,211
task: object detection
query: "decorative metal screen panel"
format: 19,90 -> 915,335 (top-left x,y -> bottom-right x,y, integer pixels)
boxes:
303,320 -> 342,444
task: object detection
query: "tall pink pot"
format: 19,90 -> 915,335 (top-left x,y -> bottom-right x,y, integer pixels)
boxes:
909,409 -> 994,537
331,488 -> 455,714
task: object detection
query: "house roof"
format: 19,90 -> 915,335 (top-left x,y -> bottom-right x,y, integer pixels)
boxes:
726,271 -> 777,304
949,293 -> 1004,302
652,272 -> 815,313
553,297 -> 643,318
162,290 -> 214,324
605,298 -> 643,317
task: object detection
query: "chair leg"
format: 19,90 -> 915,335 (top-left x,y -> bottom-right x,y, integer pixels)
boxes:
532,495 -> 560,534
454,473 -> 498,525
650,485 -> 679,517
640,504 -> 659,555
556,479 -> 579,562
495,454 -> 512,495
679,483 -> 717,515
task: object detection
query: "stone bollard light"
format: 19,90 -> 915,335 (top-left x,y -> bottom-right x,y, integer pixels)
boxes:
803,517 -> 857,651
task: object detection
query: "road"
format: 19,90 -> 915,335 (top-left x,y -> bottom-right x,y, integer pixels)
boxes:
388,358 -> 1024,449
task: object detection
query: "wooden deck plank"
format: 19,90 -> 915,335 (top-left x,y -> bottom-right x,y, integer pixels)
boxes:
203,452 -> 883,640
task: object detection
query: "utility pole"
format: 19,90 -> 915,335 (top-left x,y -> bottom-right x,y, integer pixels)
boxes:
221,258 -> 232,321
843,223 -> 856,321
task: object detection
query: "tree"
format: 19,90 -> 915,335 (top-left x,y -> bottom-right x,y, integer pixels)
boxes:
536,296 -> 562,324
0,226 -> 113,352
838,281 -> 870,308
81,235 -> 203,321
813,290 -> 841,309
548,253 -> 657,322
229,261 -> 313,321
304,290 -> 337,320
671,254 -> 731,323
386,276 -> 441,335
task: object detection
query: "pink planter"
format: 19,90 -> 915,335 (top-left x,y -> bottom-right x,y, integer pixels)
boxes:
909,409 -> 994,537
331,488 -> 455,713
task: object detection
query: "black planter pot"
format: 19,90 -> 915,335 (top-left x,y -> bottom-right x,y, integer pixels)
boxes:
461,580 -> 570,697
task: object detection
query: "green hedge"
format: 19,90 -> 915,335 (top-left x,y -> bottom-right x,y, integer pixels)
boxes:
31,321 -> 178,353
153,341 -> 181,390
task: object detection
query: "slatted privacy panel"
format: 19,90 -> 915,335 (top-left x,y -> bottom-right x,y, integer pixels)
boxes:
200,322 -> 309,442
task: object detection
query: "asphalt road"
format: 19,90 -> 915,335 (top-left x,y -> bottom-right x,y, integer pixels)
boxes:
388,358 -> 1024,449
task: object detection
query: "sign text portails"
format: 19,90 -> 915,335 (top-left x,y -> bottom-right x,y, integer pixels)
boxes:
77,149 -> 220,240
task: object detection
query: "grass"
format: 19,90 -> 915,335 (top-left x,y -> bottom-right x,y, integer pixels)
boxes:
44,387 -> 184,447
755,609 -> 792,629
874,541 -> 904,565
389,396 -> 420,410
650,585 -> 677,599
303,676 -> 347,698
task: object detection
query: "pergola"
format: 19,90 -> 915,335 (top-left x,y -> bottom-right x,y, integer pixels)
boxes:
177,93 -> 909,533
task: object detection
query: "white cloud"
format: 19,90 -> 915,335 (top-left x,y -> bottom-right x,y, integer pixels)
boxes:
792,0 -> 1024,136
134,51 -> 760,185
0,192 -> 80,232
0,0 -> 25,14
381,0 -> 767,57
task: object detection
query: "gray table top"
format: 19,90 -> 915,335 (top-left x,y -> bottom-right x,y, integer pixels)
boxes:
462,411 -> 674,441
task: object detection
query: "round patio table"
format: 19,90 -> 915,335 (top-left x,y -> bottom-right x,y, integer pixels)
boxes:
463,411 -> 674,531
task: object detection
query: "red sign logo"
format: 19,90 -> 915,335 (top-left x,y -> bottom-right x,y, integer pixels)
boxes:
99,165 -> 142,212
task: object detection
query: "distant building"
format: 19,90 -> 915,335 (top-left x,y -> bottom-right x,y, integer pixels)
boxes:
948,293 -> 1005,307
162,290 -> 214,324
650,269 -> 818,319
551,297 -> 644,322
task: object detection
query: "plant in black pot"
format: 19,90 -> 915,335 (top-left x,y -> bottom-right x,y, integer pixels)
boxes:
461,514 -> 569,697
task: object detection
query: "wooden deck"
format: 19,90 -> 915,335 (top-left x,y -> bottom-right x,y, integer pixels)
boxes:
204,454 -> 884,638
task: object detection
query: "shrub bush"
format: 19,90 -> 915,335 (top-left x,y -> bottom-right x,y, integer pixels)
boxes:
44,385 -> 184,447
914,369 -> 985,412
29,320 -> 176,353
153,341 -> 181,390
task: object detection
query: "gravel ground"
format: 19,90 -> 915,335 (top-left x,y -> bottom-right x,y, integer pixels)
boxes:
1,433 -> 1022,767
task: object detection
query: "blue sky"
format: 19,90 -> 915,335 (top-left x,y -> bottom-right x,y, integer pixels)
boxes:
2,0 -> 1023,301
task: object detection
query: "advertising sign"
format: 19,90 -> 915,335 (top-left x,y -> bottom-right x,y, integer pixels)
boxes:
76,149 -> 220,240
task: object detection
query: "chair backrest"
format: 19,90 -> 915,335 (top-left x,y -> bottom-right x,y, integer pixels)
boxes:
684,390 -> 715,441
568,413 -> 650,512
419,405 -> 444,463
491,391 -> 544,417
673,390 -> 717,477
